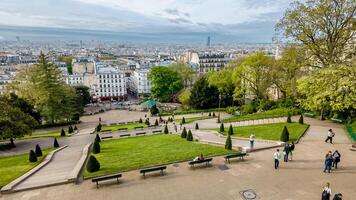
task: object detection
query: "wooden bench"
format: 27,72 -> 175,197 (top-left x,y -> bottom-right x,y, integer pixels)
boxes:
109,123 -> 117,126
134,126 -> 144,130
152,130 -> 162,133
331,118 -> 343,123
117,128 -> 128,132
100,130 -> 112,134
304,113 -> 315,117
127,121 -> 134,124
188,158 -> 213,168
148,125 -> 157,128
136,132 -> 146,136
118,122 -> 126,125
224,153 -> 248,164
101,136 -> 113,140
120,134 -> 131,137
92,173 -> 122,188
140,166 -> 167,178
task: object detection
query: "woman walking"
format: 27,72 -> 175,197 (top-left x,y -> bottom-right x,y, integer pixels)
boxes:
332,150 -> 341,169
322,182 -> 332,200
324,151 -> 333,173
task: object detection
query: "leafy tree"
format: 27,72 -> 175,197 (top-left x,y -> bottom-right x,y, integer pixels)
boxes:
4,93 -> 41,124
96,123 -> 102,132
181,127 -> 187,138
164,125 -> 169,134
169,62 -> 196,87
280,126 -> 290,142
189,76 -> 219,109
225,135 -> 232,150
95,134 -> 101,143
29,150 -> 38,162
287,114 -> 292,123
207,69 -> 236,107
60,129 -> 66,137
299,115 -> 304,124
54,138 -> 59,148
155,119 -> 159,126
93,140 -> 101,154
220,123 -> 225,132
86,155 -> 100,173
74,85 -> 91,107
187,130 -> 193,141
35,144 -> 42,157
182,117 -> 186,124
150,105 -> 159,116
195,123 -> 199,130
228,124 -> 234,135
178,88 -> 191,109
148,66 -> 184,102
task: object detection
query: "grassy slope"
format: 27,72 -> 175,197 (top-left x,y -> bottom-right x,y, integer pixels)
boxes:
218,122 -> 308,142
175,116 -> 214,124
85,134 -> 235,177
0,148 -> 54,188
222,108 -> 298,123
101,123 -> 147,131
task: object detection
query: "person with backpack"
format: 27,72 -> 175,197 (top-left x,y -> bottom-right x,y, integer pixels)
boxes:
332,150 -> 341,169
283,143 -> 290,162
289,141 -> 295,161
333,193 -> 343,200
322,182 -> 332,200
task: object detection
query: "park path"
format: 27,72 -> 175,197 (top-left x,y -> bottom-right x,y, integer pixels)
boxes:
11,128 -> 95,192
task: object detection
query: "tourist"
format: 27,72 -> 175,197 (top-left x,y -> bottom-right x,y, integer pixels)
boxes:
325,129 -> 335,144
274,149 -> 281,169
321,182 -> 332,200
99,117 -> 101,122
332,150 -> 341,169
283,143 -> 290,162
179,123 -> 182,130
198,153 -> 204,161
333,193 -> 343,200
324,151 -> 333,173
249,133 -> 255,149
289,141 -> 295,160
173,123 -> 177,133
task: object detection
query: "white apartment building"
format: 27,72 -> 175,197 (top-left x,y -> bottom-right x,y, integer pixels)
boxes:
0,74 -> 11,95
65,73 -> 83,86
95,67 -> 127,101
128,69 -> 151,97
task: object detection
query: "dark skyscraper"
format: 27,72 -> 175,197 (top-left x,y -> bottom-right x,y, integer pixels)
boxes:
207,36 -> 211,47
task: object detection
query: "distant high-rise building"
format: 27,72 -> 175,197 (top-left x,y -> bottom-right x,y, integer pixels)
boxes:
207,36 -> 211,48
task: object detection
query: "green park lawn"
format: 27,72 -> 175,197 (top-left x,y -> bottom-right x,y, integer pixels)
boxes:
20,131 -> 67,139
222,108 -> 299,123
218,122 -> 308,142
101,123 -> 147,131
175,116 -> 214,124
0,148 -> 53,188
85,134 -> 235,177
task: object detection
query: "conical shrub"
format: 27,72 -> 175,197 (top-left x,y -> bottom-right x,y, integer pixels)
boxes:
213,112 -> 216,117
86,155 -> 100,173
287,114 -> 292,123
182,117 -> 186,124
164,125 -> 169,134
54,138 -> 59,148
280,126 -> 290,142
155,119 -> 159,126
298,115 -> 304,124
95,134 -> 101,143
220,123 -> 225,132
35,144 -> 42,157
139,118 -> 143,123
29,150 -> 37,162
195,123 -> 199,130
61,128 -> 66,137
187,130 -> 193,141
68,125 -> 73,134
74,125 -> 78,131
181,127 -> 187,138
228,124 -> 234,135
93,140 -> 101,154
225,135 -> 232,150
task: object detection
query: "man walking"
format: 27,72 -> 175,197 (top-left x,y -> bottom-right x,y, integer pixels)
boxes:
274,149 -> 281,169
283,144 -> 290,162
249,133 -> 255,149
325,129 -> 335,144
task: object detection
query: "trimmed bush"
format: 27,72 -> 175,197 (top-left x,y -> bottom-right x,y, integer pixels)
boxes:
181,127 -> 187,138
93,140 -> 101,154
139,118 -> 143,123
195,123 -> 199,130
74,125 -> 78,131
96,123 -> 102,132
68,125 -> 73,134
145,119 -> 150,125
29,150 -> 37,162
95,134 -> 101,143
298,115 -> 304,124
60,128 -> 66,137
35,144 -> 42,157
10,138 -> 15,147
225,135 -> 232,150
53,138 -> 59,148
150,105 -> 159,116
213,112 -> 216,117
208,112 -> 211,117
280,126 -> 290,142
187,130 -> 193,141
164,125 -> 169,134
287,114 -> 292,123
220,123 -> 225,132
155,119 -> 159,126
86,155 -> 100,173
228,124 -> 234,135
182,117 -> 186,124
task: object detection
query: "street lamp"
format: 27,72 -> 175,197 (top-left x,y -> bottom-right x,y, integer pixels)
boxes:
218,94 -> 221,123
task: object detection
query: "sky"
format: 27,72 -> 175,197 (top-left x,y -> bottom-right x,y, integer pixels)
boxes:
0,0 -> 294,42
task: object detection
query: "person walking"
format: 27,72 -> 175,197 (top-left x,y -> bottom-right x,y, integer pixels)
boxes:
274,149 -> 281,169
332,150 -> 341,169
249,133 -> 255,149
173,123 -> 177,133
324,151 -> 333,173
283,144 -> 290,162
289,141 -> 295,161
322,182 -> 332,200
325,129 -> 335,144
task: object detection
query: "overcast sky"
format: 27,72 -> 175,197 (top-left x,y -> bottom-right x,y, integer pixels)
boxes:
0,0 -> 294,42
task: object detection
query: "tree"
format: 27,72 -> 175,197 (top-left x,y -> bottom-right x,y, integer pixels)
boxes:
54,138 -> 59,148
93,140 -> 101,154
95,134 -> 101,143
181,127 -> 187,138
68,125 -> 73,134
178,88 -> 191,109
150,105 -> 159,116
277,0 -> 355,67
58,55 -> 73,74
96,123 -> 102,132
280,126 -> 290,142
35,144 -> 42,157
4,93 -> 41,124
148,66 -> 184,102
220,123 -> 225,132
207,69 -> 236,107
299,115 -> 304,124
86,155 -> 100,173
155,119 -> 159,126
164,125 -> 169,134
287,114 -> 292,123
195,123 -> 199,130
182,117 -> 186,124
61,129 -> 66,137
187,130 -> 193,141
29,150 -> 38,162
74,86 -> 91,107
189,76 -> 219,109
228,124 -> 234,135
169,62 -> 196,87
225,135 -> 232,150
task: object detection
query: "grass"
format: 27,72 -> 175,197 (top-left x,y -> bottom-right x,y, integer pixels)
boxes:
0,132 -> 68,142
222,108 -> 299,123
0,148 -> 54,188
175,116 -> 215,124
217,122 -> 308,142
84,134 -> 235,177
101,123 -> 147,131
160,108 -> 226,116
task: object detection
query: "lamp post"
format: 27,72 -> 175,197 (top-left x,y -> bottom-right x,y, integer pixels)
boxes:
218,94 -> 221,123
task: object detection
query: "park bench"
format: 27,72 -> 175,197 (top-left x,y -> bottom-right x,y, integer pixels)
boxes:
304,113 -> 315,117
100,130 -> 112,134
118,122 -> 126,125
134,126 -> 144,130
92,173 -> 122,189
117,128 -> 128,132
109,123 -> 117,126
224,153 -> 248,164
101,136 -> 113,140
148,125 -> 157,128
152,130 -> 162,133
331,118 -> 343,123
120,134 -> 131,137
140,166 -> 167,178
127,121 -> 134,124
136,132 -> 146,136
188,158 -> 213,168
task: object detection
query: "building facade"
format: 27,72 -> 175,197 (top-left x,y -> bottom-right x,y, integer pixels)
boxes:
128,69 -> 151,97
